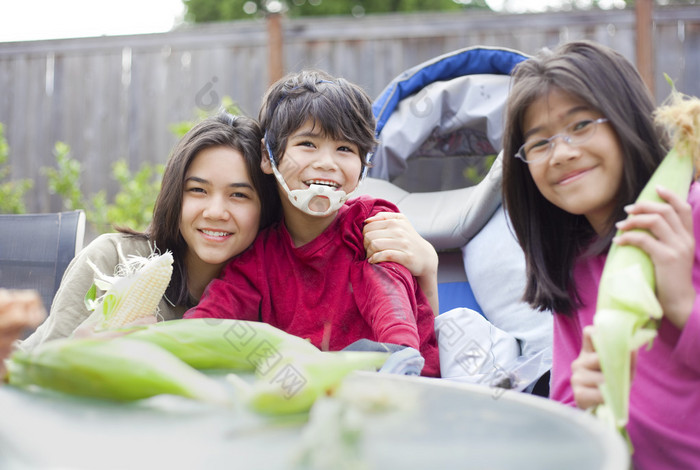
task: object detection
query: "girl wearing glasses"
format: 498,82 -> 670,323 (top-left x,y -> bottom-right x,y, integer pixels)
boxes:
502,40 -> 699,469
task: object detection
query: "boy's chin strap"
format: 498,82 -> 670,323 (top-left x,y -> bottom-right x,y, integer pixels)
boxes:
265,139 -> 359,217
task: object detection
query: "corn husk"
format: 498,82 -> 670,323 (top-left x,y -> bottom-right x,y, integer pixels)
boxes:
6,337 -> 229,404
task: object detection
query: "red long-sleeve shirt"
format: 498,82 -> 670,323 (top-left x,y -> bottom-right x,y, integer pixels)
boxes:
185,196 -> 440,377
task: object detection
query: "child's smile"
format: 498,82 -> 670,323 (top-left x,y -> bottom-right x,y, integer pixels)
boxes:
303,179 -> 341,189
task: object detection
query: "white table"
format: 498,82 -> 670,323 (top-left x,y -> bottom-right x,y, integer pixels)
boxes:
0,372 -> 628,469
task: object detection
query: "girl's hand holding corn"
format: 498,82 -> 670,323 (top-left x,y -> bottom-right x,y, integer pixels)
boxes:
612,186 -> 696,329
571,326 -> 605,410
572,326 -> 637,411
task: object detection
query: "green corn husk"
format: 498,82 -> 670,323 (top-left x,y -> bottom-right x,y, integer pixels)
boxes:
6,337 -> 230,404
126,319 -> 388,414
244,350 -> 390,415
124,318 -> 320,371
592,89 -> 700,443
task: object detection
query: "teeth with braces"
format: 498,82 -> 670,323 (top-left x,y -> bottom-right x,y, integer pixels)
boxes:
201,230 -> 230,237
305,179 -> 339,189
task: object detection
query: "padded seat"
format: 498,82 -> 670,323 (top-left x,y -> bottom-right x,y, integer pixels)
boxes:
0,210 -> 86,311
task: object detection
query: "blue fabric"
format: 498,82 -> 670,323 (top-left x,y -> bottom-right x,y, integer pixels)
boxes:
437,282 -> 483,316
372,46 -> 528,136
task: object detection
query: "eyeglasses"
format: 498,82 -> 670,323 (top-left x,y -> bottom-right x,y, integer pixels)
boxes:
515,118 -> 609,164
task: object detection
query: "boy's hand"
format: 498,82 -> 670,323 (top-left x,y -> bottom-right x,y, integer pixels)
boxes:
0,289 -> 46,379
363,212 -> 437,278
613,185 -> 696,330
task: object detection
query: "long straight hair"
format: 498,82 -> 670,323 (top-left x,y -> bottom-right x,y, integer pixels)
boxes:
502,41 -> 667,315
121,113 -> 280,306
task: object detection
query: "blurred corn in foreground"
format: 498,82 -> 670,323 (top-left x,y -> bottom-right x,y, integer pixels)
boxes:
6,337 -> 229,404
124,318 -> 320,371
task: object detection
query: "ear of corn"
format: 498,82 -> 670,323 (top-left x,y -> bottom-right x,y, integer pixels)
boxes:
124,318 -> 320,371
246,350 -> 390,415
121,318 -> 388,414
6,317 -> 388,412
592,89 -> 700,443
6,337 -> 230,405
83,246 -> 173,331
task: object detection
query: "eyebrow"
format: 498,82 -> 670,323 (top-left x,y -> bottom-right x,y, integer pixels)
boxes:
185,176 -> 254,190
523,105 -> 592,140
290,129 -> 323,139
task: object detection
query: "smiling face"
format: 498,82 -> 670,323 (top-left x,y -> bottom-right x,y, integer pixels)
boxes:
180,146 -> 262,274
263,119 -> 363,215
523,88 -> 624,234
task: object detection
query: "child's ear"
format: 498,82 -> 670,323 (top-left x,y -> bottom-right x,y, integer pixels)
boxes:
260,139 -> 273,175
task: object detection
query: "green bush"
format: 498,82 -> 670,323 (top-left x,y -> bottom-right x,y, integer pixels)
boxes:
44,142 -> 82,211
43,144 -> 163,234
0,123 -> 33,214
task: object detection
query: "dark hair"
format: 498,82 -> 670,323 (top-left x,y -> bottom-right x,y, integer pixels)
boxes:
501,40 -> 667,315
122,113 -> 280,306
258,69 -> 376,173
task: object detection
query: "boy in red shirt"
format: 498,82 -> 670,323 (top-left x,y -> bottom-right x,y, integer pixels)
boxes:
185,70 -> 439,377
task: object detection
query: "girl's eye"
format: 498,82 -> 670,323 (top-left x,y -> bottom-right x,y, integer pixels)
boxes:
526,139 -> 550,153
338,145 -> 356,153
231,192 -> 249,199
571,119 -> 594,133
187,187 -> 205,194
297,140 -> 315,148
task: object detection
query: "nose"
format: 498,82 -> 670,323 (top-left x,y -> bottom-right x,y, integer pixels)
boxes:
312,146 -> 339,170
548,134 -> 579,165
203,195 -> 231,220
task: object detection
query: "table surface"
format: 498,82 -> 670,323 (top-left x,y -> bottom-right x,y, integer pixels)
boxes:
0,372 -> 629,470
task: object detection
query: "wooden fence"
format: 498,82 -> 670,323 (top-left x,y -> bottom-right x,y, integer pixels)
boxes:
1,6 -> 699,214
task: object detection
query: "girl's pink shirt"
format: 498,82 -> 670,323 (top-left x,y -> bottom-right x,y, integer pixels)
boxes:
550,182 -> 700,470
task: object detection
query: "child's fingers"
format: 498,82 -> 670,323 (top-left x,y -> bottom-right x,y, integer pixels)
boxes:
572,382 -> 605,410
571,361 -> 605,410
656,185 -> 693,222
581,326 -> 597,354
572,326 -> 605,409
368,248 -> 404,266
618,205 -> 680,241
622,185 -> 692,234
364,211 -> 406,224
365,236 -> 410,259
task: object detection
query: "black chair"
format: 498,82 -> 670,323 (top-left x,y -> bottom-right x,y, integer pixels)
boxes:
0,210 -> 86,311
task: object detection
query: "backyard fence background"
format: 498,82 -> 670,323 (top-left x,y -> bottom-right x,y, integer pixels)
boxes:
1,6 -> 699,214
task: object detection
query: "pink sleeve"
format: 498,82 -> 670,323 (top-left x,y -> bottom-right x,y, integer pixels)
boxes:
673,302 -> 700,374
673,182 -> 700,373
550,312 -> 583,406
